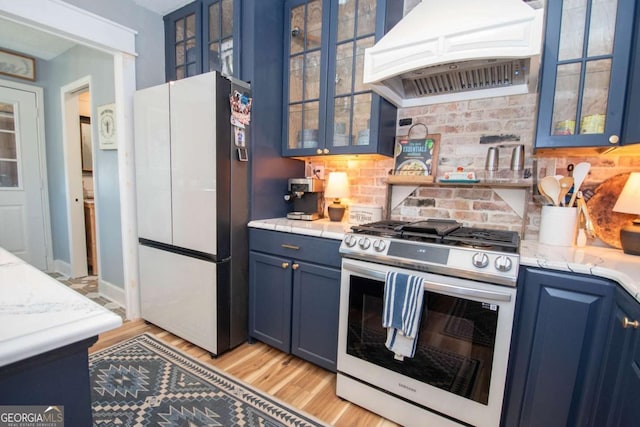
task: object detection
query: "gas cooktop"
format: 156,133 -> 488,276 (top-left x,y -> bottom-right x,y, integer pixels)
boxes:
341,219 -> 520,286
350,219 -> 520,253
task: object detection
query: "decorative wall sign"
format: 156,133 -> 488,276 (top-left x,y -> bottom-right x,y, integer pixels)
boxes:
0,48 -> 36,81
97,103 -> 117,150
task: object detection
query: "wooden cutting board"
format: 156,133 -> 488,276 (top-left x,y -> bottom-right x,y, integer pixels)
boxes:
586,172 -> 636,249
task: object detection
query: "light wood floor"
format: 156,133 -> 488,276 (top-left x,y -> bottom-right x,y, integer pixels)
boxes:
90,319 -> 400,427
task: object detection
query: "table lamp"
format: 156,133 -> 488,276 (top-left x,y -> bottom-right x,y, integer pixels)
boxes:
325,172 -> 350,222
613,172 -> 640,255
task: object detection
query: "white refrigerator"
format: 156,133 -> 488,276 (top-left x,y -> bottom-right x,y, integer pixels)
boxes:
134,71 -> 249,355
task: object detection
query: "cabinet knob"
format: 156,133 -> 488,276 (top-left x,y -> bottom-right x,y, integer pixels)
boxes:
323,148 -> 329,154
292,263 -> 299,270
281,262 -> 289,269
622,317 -> 639,329
609,135 -> 619,144
316,149 -> 322,155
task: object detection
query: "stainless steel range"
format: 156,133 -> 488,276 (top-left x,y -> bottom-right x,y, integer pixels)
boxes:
336,219 -> 520,427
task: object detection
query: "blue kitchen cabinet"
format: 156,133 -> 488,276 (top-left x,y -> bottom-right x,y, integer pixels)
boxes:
164,0 -> 241,81
249,229 -> 341,371
593,287 -> 640,426
535,0 -> 637,150
503,267 -> 615,427
282,0 -> 401,157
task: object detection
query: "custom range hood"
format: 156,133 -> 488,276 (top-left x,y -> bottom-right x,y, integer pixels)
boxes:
363,0 -> 544,107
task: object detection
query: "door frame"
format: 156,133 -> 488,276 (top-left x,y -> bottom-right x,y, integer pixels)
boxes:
0,79 -> 53,271
60,76 -> 91,279
0,0 -> 140,319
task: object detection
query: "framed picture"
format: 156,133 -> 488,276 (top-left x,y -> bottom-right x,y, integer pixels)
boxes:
393,127 -> 440,178
0,48 -> 36,81
80,116 -> 92,172
97,103 -> 117,150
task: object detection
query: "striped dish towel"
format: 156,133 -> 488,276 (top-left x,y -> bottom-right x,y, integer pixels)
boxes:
383,271 -> 425,360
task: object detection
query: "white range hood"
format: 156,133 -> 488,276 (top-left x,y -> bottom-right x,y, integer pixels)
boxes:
363,0 -> 544,107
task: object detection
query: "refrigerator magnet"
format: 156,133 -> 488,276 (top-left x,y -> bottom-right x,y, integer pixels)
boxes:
237,147 -> 248,162
234,127 -> 245,147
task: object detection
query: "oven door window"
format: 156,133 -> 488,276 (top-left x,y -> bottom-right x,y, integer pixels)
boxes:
346,275 -> 498,405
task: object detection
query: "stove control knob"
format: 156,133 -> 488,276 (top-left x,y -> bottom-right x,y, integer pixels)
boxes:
472,253 -> 489,268
373,239 -> 387,252
358,237 -> 371,250
495,256 -> 513,272
344,235 -> 357,247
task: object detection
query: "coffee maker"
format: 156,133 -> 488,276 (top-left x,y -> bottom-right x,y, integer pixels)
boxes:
284,178 -> 324,220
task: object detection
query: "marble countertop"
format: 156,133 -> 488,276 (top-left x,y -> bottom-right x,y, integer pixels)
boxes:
248,218 -> 640,302
248,217 -> 352,240
0,248 -> 122,367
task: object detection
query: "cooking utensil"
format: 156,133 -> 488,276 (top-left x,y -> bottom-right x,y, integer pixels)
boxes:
567,164 -> 574,176
540,176 -> 561,206
558,176 -> 574,206
568,162 -> 591,207
536,182 -> 555,205
577,191 -> 596,239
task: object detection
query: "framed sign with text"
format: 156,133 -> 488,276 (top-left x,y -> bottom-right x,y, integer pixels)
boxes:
97,103 -> 117,150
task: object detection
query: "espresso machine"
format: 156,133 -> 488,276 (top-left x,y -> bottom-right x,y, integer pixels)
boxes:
284,178 -> 324,220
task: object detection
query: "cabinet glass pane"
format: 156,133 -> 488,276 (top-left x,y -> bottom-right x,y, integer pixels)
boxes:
290,56 -> 304,103
303,101 -> 320,149
289,104 -> 303,149
176,66 -> 185,79
209,42 -> 221,71
187,63 -> 197,76
354,36 -> 374,92
0,133 -> 17,159
337,0 -> 356,42
176,18 -> 185,42
551,62 -> 581,135
186,14 -> 196,38
186,39 -> 197,62
306,1 -> 323,50
290,5 -> 306,55
0,160 -> 18,188
221,38 -> 233,75
176,44 -> 185,66
357,0 -> 376,37
333,97 -> 353,147
335,43 -> 354,96
558,0 -> 587,61
304,50 -> 321,100
587,0 -> 617,57
209,3 -> 220,40
221,0 -> 233,38
353,93 -> 372,146
580,59 -> 611,134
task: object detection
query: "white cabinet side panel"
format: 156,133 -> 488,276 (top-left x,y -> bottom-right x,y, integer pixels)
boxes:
170,73 -> 218,254
134,84 -> 172,244
139,245 -> 218,353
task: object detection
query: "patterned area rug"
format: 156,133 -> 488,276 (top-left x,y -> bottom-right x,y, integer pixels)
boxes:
89,333 -> 327,426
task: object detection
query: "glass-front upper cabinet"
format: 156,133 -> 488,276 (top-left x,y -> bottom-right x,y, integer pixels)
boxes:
164,0 -> 239,81
535,0 -> 636,149
0,103 -> 18,188
283,0 -> 401,157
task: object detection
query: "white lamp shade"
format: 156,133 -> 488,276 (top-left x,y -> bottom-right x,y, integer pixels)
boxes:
325,172 -> 351,199
613,172 -> 640,215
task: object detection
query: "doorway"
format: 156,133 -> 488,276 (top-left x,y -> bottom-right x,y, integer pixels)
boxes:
61,78 -> 97,279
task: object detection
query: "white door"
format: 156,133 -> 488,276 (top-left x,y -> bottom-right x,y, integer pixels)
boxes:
0,85 -> 48,270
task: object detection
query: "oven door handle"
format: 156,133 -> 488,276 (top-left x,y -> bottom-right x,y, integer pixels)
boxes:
343,261 -> 512,302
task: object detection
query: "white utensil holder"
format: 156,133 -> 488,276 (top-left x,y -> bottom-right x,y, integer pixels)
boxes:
539,206 -> 578,246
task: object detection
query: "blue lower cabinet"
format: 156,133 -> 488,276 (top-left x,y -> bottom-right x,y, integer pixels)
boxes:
249,229 -> 341,371
593,287 -> 640,426
503,267 -> 615,427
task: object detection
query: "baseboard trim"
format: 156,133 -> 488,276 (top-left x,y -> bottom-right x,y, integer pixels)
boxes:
99,279 -> 125,307
53,259 -> 72,278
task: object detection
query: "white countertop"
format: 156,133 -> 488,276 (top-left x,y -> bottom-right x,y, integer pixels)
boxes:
248,217 -> 352,240
249,218 -> 640,302
0,248 -> 123,367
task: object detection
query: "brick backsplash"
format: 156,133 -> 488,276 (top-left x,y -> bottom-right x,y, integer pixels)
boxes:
310,93 -> 640,242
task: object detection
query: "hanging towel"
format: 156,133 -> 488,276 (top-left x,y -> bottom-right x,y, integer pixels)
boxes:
383,271 -> 425,360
